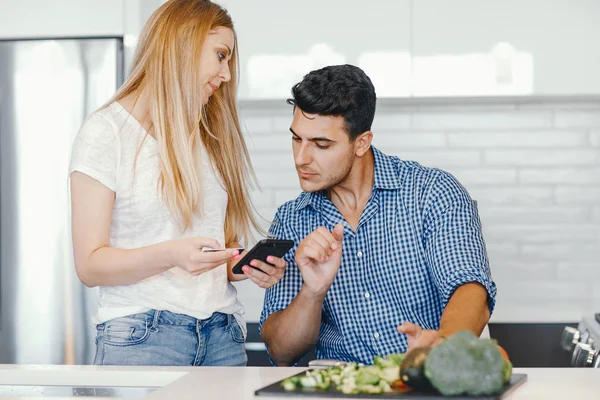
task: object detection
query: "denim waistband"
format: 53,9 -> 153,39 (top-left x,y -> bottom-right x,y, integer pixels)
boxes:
122,310 -> 228,327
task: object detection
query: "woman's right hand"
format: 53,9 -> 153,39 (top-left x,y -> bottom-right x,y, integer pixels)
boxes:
170,237 -> 241,276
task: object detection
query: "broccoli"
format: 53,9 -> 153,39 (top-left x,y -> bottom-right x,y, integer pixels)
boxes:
424,331 -> 505,396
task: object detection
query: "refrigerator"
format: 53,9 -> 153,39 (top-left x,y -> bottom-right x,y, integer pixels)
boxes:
0,37 -> 123,364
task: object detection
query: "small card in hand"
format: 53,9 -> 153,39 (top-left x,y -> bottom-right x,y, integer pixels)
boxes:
202,248 -> 245,252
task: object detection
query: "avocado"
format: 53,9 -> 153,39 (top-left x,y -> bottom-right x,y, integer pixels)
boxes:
399,347 -> 432,390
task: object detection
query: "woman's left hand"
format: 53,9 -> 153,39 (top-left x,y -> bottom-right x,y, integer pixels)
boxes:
240,256 -> 286,288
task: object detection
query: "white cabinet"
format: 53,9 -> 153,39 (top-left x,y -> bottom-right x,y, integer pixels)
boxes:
0,0 -> 124,38
218,0 -> 411,100
2,0 -> 599,99
0,0 -> 162,76
412,0 -> 600,97
222,0 -> 600,99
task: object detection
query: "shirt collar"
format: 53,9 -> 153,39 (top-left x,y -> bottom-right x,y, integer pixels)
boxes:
371,146 -> 402,190
294,146 -> 400,211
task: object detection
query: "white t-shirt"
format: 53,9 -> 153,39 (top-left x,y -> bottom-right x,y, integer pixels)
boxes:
69,102 -> 246,335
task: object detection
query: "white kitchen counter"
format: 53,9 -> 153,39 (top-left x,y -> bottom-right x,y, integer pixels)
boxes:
0,365 -> 597,399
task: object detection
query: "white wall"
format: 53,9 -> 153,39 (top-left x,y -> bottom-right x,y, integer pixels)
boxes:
235,98 -> 600,324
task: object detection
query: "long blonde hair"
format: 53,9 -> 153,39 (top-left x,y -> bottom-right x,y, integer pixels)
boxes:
108,0 -> 262,244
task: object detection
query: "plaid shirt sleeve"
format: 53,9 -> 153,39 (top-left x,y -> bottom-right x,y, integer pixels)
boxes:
423,171 -> 497,314
258,206 -> 303,337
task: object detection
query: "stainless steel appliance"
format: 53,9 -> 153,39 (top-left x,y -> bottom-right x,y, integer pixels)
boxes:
0,37 -> 123,364
561,314 -> 600,367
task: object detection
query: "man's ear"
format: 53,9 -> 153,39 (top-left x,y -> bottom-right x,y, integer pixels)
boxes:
354,131 -> 373,157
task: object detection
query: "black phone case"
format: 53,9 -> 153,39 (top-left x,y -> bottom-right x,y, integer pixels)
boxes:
232,239 -> 294,274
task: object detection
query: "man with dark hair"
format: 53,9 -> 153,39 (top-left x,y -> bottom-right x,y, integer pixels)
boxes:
257,64 -> 496,366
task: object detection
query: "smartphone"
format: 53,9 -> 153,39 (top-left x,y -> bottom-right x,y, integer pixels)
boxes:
232,239 -> 294,274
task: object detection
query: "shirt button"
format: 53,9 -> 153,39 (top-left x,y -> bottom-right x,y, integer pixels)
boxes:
357,251 -> 363,258
364,292 -> 370,299
373,332 -> 380,339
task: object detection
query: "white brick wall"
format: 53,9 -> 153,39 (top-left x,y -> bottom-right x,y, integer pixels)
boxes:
234,99 -> 600,324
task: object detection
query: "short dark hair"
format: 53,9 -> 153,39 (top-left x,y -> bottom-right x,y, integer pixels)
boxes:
286,64 -> 376,140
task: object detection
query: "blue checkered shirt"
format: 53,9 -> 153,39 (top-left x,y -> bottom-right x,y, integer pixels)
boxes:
259,146 -> 496,365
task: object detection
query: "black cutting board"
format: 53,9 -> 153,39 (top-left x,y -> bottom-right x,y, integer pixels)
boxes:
255,371 -> 527,399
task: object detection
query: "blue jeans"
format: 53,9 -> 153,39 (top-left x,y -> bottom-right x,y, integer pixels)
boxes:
93,310 -> 247,366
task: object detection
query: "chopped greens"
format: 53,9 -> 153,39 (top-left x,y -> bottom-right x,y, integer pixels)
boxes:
280,352 -> 405,394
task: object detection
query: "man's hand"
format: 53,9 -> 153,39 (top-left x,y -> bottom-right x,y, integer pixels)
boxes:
397,322 -> 444,352
295,224 -> 344,296
240,256 -> 287,289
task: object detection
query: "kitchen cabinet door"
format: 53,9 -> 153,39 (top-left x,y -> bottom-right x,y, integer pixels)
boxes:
219,0 -> 412,100
0,0 -> 124,38
411,0 -> 600,97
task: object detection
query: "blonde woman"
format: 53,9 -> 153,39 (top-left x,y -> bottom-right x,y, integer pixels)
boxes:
69,0 -> 285,366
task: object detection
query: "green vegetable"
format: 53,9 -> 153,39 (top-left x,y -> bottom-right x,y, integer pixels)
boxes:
385,353 -> 405,366
373,353 -> 404,368
281,353 -> 404,394
281,380 -> 296,391
314,370 -> 332,390
503,359 -> 513,383
300,376 -> 317,388
424,331 -> 505,396
280,376 -> 302,391
361,384 -> 384,394
378,366 -> 400,384
399,347 -> 432,390
373,355 -> 392,368
355,369 -> 380,386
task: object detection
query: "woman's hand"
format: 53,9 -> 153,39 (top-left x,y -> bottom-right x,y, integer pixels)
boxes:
170,237 -> 241,276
